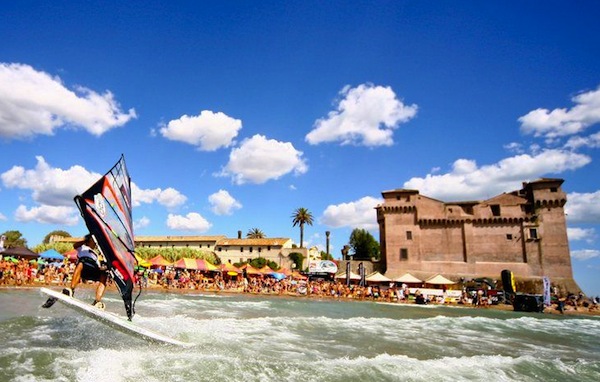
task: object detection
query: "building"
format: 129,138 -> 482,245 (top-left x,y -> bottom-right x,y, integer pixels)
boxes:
55,232 -> 304,268
376,178 -> 578,288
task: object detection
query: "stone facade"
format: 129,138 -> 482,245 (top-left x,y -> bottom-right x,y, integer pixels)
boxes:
376,178 -> 576,285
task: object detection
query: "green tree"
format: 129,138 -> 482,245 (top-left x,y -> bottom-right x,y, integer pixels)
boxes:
1,230 -> 27,248
291,207 -> 313,248
246,228 -> 265,239
43,230 -> 71,244
348,228 -> 380,261
288,252 -> 304,271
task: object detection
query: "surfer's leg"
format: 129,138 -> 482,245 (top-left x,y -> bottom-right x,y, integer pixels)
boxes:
95,273 -> 107,302
70,262 -> 84,291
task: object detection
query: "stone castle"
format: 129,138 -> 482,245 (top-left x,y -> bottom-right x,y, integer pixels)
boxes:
376,178 -> 578,289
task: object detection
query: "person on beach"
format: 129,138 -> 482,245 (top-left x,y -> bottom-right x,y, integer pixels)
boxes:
63,234 -> 109,309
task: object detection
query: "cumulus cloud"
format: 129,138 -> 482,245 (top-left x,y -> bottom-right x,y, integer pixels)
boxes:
134,216 -> 151,230
566,190 -> 600,224
321,196 -> 382,230
219,134 -> 308,185
0,62 -> 136,139
567,227 -> 596,243
1,156 -> 99,206
208,189 -> 242,215
166,212 -> 212,232
571,249 -> 600,261
403,149 -> 591,201
519,85 -> 600,139
14,204 -> 79,225
131,183 -> 187,209
564,131 -> 600,150
306,83 -> 417,147
159,110 -> 242,151
0,212 -> 6,221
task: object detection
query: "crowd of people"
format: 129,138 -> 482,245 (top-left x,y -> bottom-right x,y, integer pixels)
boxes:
1,256 -> 599,314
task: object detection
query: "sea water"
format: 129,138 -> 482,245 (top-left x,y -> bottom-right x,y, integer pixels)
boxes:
1,288 -> 599,382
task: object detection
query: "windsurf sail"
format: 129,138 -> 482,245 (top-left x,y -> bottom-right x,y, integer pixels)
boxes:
74,155 -> 137,320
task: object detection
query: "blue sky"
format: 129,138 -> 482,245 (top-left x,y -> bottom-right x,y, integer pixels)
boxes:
1,1 -> 599,295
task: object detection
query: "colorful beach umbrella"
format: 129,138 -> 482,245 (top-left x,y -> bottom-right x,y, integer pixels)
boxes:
173,258 -> 199,269
149,255 -> 172,267
196,259 -> 218,271
220,262 -> 241,275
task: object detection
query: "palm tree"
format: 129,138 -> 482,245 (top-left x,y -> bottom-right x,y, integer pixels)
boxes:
291,207 -> 313,248
246,228 -> 266,239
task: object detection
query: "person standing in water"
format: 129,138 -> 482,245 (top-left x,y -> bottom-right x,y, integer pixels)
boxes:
63,234 -> 109,309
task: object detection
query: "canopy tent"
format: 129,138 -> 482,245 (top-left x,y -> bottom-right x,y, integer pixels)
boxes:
258,265 -> 275,275
135,254 -> 152,268
394,273 -> 423,284
65,249 -> 78,262
291,271 -> 307,280
173,258 -> 200,270
149,255 -> 172,267
221,262 -> 241,275
196,259 -> 218,271
240,264 -> 262,276
39,249 -> 64,261
1,247 -> 39,260
365,271 -> 392,283
425,274 -> 456,285
334,271 -> 361,280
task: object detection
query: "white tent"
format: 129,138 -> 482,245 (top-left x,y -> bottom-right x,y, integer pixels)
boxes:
425,274 -> 456,285
335,271 -> 361,280
365,271 -> 391,283
394,273 -> 422,283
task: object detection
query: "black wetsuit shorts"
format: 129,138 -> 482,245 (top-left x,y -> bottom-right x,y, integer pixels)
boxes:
78,257 -> 106,282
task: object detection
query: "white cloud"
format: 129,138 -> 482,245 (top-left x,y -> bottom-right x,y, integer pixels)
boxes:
166,212 -> 212,232
403,149 -> 591,201
567,227 -> 596,243
321,196 -> 382,230
134,216 -> 151,230
208,189 -> 242,216
519,85 -> 600,139
1,156 -> 99,206
571,249 -> 600,261
219,134 -> 308,185
132,183 -> 187,209
566,190 -> 600,224
14,204 -> 79,225
0,212 -> 6,221
0,62 -> 136,139
564,131 -> 600,150
159,110 -> 242,151
306,83 -> 417,146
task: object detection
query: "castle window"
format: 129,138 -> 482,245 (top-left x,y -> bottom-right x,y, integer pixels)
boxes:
506,234 -> 513,240
491,205 -> 501,216
406,231 -> 413,240
528,228 -> 538,240
399,248 -> 408,260
550,187 -> 558,192
218,247 -> 222,252
249,247 -> 253,253
267,246 -> 271,251
240,247 -> 244,252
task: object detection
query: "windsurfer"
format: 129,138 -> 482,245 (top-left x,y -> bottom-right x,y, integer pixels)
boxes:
63,234 -> 109,309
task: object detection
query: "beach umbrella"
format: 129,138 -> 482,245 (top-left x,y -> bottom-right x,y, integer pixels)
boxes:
134,254 -> 152,268
394,273 -> 422,284
39,249 -> 64,261
425,274 -> 456,285
173,258 -> 199,270
365,271 -> 392,283
240,264 -> 262,276
220,262 -> 241,275
65,249 -> 78,262
196,259 -> 218,271
258,265 -> 275,275
1,246 -> 39,260
335,271 -> 361,280
149,255 -> 172,267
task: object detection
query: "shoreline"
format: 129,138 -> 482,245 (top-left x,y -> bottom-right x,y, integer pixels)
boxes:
5,283 -> 599,318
